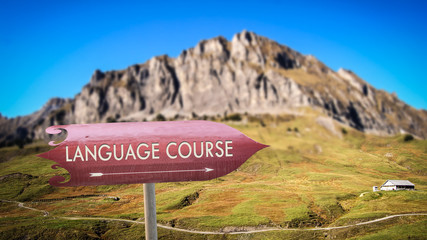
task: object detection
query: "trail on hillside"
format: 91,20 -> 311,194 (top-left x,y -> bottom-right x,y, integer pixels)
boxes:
2,199 -> 427,235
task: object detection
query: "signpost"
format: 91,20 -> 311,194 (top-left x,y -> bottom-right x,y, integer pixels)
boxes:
38,120 -> 268,239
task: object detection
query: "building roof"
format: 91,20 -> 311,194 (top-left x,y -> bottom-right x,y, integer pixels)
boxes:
382,180 -> 414,186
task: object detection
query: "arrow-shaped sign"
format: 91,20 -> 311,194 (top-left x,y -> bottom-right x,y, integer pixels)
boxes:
38,121 -> 268,186
90,168 -> 214,177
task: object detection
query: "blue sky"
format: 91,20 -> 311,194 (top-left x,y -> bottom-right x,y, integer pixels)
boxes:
1,1 -> 426,117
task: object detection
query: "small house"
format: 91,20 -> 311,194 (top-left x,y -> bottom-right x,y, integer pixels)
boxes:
380,180 -> 415,191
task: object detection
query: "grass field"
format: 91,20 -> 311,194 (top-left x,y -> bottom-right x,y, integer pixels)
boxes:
0,113 -> 426,239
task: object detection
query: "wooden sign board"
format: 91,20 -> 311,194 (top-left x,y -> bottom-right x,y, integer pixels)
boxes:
38,121 -> 268,186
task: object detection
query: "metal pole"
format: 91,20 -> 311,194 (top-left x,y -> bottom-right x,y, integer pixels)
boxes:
143,183 -> 158,240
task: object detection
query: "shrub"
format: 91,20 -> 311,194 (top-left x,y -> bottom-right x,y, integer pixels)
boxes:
155,114 -> 166,121
403,134 -> 414,142
227,113 -> 242,121
106,116 -> 116,123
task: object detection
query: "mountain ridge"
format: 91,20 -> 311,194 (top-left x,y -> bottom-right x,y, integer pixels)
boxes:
1,30 -> 426,147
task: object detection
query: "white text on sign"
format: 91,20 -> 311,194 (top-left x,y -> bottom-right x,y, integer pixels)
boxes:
65,140 -> 233,162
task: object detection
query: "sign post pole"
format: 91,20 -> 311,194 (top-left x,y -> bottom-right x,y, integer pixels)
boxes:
143,183 -> 158,240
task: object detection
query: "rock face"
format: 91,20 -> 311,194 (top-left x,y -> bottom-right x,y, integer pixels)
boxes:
1,30 -> 426,146
0,98 -> 71,147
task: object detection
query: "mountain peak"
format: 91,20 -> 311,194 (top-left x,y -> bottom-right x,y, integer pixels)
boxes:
90,69 -> 106,84
232,30 -> 261,47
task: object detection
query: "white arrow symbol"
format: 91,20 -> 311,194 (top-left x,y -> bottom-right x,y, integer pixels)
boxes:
89,168 -> 214,177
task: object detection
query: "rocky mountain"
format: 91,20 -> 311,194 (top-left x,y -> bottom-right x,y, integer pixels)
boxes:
1,30 -> 426,147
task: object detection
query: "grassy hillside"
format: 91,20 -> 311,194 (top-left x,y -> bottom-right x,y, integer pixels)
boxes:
0,112 -> 426,239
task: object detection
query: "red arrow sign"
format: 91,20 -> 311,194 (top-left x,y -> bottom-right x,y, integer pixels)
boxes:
38,121 -> 268,186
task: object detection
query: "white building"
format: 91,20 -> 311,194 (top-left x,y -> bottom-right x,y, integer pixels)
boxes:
380,180 -> 415,191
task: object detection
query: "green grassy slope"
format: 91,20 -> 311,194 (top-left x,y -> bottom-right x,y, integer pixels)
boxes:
0,113 -> 426,239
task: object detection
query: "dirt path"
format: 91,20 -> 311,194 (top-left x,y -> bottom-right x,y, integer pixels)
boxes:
2,199 -> 427,235
2,199 -> 49,216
